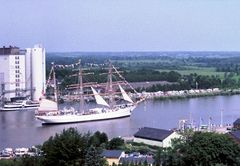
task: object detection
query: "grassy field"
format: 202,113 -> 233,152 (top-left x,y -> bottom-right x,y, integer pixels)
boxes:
114,58 -> 240,80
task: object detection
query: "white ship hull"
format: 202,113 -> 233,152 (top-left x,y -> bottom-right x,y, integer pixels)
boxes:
36,105 -> 136,124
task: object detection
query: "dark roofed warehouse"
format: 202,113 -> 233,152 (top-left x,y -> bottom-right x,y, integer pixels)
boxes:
133,127 -> 180,147
233,118 -> 240,130
134,127 -> 173,141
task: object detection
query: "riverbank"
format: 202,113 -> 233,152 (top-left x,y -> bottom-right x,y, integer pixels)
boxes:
141,88 -> 240,100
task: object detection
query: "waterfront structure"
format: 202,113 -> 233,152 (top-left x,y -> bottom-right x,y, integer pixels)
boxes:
102,150 -> 125,166
233,118 -> 240,130
0,45 -> 46,101
133,127 -> 180,147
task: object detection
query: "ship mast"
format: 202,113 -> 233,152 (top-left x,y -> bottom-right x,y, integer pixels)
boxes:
78,60 -> 84,113
108,61 -> 114,108
52,62 -> 59,109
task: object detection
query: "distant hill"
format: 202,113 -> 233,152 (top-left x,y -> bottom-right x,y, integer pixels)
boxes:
47,51 -> 240,58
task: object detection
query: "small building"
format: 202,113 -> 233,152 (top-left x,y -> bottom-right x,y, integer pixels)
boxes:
229,130 -> 240,144
233,118 -> 240,130
133,127 -> 180,148
102,150 -> 125,166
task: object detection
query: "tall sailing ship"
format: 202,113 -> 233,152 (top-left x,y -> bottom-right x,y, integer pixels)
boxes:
35,60 -> 143,124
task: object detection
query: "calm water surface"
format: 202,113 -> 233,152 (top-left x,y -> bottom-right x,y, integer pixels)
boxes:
0,95 -> 240,149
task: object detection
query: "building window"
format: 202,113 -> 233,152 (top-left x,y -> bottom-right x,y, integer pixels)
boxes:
15,61 -> 19,64
15,56 -> 19,60
15,70 -> 19,74
15,91 -> 20,97
16,79 -> 20,82
16,83 -> 20,87
16,74 -> 20,78
15,65 -> 19,69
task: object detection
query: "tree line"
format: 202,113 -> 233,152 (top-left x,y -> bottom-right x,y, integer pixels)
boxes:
45,54 -> 240,93
52,68 -> 240,93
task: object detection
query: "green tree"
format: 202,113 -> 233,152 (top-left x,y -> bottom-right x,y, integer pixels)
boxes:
84,146 -> 107,166
108,137 -> 124,149
167,132 -> 240,166
0,160 -> 15,166
89,131 -> 108,147
41,127 -> 89,166
154,148 -> 164,166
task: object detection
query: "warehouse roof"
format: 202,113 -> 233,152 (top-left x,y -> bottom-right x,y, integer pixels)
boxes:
134,127 -> 174,142
102,150 -> 124,158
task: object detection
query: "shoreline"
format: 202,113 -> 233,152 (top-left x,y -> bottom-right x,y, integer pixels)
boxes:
147,89 -> 240,100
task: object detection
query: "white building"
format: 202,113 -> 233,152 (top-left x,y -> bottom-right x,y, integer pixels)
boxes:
133,127 -> 181,148
0,45 -> 46,101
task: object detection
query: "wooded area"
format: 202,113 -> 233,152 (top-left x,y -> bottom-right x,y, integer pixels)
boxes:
46,52 -> 240,93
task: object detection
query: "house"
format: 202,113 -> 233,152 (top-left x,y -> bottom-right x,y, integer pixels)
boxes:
229,130 -> 240,144
102,150 -> 125,166
233,118 -> 240,130
133,127 -> 180,147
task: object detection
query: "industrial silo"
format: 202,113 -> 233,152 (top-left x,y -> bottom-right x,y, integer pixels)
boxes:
25,44 -> 46,101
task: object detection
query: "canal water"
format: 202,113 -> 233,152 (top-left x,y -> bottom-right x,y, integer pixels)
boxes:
0,95 -> 239,149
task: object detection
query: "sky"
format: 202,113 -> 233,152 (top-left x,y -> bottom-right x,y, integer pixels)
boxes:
0,0 -> 240,52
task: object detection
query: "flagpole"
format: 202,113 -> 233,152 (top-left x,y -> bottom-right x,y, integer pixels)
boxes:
208,116 -> 211,132
199,117 -> 202,130
220,109 -> 223,127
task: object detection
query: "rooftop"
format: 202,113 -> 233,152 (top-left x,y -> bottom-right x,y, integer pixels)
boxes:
134,127 -> 173,142
101,150 -> 123,158
120,156 -> 154,165
0,46 -> 25,55
229,130 -> 240,140
233,118 -> 240,125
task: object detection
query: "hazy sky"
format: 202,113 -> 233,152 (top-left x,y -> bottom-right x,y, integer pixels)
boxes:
1,0 -> 240,52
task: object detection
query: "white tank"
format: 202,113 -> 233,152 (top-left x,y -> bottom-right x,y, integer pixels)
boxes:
25,44 -> 46,101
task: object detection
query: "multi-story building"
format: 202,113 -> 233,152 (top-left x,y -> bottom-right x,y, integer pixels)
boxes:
0,44 -> 46,101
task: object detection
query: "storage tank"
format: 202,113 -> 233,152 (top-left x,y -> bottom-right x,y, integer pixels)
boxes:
25,44 -> 46,101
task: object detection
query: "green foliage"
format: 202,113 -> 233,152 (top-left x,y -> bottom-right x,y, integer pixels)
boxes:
0,156 -> 43,166
157,132 -> 240,166
123,70 -> 181,83
17,155 -> 43,166
108,137 -> 125,149
89,131 -> 108,147
122,141 -> 158,155
39,128 -> 110,166
41,127 -> 89,166
181,132 -> 240,165
0,159 -> 16,166
84,146 -> 106,166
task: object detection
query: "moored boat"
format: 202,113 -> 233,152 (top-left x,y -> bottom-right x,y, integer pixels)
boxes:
0,100 -> 39,111
35,60 -> 144,124
36,104 -> 136,124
